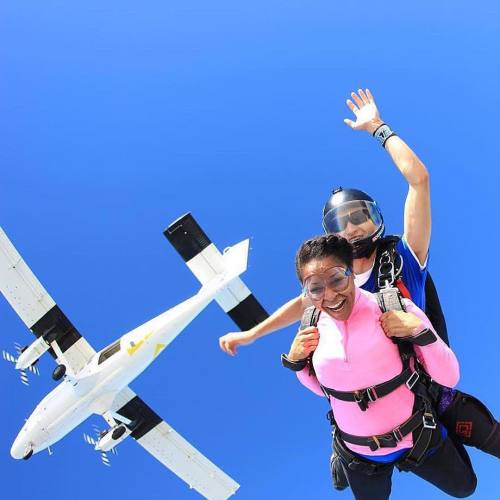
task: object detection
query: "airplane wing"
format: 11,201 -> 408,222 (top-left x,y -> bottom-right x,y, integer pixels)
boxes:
103,387 -> 239,500
0,227 -> 95,373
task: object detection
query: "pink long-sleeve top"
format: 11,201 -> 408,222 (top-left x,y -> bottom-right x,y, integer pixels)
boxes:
297,287 -> 459,456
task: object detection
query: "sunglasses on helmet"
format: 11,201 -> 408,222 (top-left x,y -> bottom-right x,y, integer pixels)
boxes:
327,209 -> 371,234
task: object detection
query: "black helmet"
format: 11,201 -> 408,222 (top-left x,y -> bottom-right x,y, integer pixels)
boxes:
322,187 -> 385,258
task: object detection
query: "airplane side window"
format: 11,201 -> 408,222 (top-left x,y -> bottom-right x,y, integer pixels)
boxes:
98,340 -> 121,365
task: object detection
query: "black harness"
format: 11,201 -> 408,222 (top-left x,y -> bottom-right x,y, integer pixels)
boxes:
302,290 -> 442,470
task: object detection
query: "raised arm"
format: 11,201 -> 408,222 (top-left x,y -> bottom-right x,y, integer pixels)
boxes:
219,295 -> 309,356
344,89 -> 431,265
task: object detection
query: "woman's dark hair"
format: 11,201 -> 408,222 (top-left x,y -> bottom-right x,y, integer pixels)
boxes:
295,234 -> 354,281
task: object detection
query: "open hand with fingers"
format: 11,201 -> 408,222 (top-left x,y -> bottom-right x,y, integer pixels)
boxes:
288,326 -> 319,361
219,330 -> 257,356
344,89 -> 384,134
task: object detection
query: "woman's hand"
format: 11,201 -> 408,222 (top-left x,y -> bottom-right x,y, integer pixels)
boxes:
344,88 -> 384,134
380,310 -> 425,339
219,331 -> 257,356
288,326 -> 319,361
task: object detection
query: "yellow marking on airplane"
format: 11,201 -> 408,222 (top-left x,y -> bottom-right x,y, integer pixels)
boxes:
154,343 -> 166,358
127,331 -> 154,356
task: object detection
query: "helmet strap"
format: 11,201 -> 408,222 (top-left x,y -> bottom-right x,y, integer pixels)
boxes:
351,224 -> 385,259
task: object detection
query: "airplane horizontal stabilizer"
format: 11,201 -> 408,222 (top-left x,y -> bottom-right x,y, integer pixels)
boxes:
164,213 -> 268,330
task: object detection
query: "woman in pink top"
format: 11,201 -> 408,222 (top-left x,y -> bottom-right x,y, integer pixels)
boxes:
283,234 -> 476,499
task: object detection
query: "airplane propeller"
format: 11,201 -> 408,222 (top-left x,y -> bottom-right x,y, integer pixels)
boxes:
83,424 -> 118,467
2,343 -> 40,386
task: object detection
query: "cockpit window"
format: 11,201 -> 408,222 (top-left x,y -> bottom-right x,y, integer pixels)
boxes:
98,340 -> 121,365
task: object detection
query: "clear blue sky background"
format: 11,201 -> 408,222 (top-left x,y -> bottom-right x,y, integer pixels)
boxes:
1,1 -> 498,499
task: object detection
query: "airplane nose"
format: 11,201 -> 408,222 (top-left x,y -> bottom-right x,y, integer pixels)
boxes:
10,437 -> 29,460
10,421 -> 47,459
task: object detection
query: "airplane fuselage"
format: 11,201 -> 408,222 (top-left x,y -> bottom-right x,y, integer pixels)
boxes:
11,289 -> 215,459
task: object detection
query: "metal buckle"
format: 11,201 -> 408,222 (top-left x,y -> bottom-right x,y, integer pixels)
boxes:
369,436 -> 381,451
354,391 -> 368,412
392,427 -> 404,442
406,371 -> 420,390
377,251 -> 395,289
375,434 -> 398,449
422,412 -> 437,430
366,386 -> 378,402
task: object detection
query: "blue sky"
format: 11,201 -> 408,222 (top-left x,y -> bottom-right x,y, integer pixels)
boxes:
1,1 -> 498,498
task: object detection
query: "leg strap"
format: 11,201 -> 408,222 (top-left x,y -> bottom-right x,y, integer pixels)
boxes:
333,434 -> 392,476
330,435 -> 349,490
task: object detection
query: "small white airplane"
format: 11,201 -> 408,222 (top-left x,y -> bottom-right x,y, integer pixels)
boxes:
0,214 -> 268,500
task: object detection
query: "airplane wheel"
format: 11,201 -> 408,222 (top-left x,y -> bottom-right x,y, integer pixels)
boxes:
112,426 -> 126,440
23,449 -> 33,460
52,364 -> 66,381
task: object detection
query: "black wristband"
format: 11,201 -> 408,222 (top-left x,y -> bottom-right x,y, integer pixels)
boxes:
373,123 -> 397,148
404,328 -> 437,346
281,353 -> 308,371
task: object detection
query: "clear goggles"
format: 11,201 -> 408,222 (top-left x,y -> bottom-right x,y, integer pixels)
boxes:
322,200 -> 383,236
302,266 -> 353,301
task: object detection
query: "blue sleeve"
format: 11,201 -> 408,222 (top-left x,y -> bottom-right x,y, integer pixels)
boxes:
396,237 -> 428,309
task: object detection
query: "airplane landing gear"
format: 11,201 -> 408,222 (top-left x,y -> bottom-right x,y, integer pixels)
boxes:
52,365 -> 66,381
112,425 -> 127,440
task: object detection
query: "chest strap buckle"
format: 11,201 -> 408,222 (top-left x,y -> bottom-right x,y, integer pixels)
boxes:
366,386 -> 378,402
422,412 -> 437,429
405,371 -> 420,391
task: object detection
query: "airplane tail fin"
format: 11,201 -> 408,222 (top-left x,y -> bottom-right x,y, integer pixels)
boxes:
164,214 -> 269,330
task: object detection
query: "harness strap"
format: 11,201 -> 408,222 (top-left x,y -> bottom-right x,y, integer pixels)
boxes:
338,406 -> 436,452
300,306 -> 321,376
319,287 -> 415,412
333,433 -> 392,476
399,420 -> 437,469
331,408 -> 441,471
320,366 -> 419,412
300,306 -> 321,330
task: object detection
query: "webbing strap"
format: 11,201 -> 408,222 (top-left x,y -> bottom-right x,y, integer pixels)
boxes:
320,287 -> 413,411
300,306 -> 321,376
321,366 -> 418,411
338,405 -> 437,452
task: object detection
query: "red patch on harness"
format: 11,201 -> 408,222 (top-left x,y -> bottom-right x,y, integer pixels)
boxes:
456,421 -> 473,438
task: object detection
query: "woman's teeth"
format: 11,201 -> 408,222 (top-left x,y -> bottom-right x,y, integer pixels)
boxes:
327,299 -> 346,312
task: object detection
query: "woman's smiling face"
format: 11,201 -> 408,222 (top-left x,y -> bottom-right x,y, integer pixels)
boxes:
301,256 -> 356,321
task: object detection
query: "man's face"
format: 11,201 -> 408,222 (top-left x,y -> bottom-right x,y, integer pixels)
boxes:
333,207 -> 378,243
301,256 -> 356,321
